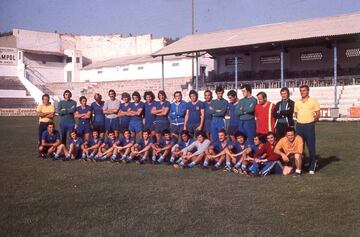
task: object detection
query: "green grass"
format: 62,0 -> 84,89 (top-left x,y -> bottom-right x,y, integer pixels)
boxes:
0,117 -> 359,236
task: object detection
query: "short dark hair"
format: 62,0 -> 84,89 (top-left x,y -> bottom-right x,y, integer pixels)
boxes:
70,129 -> 78,136
235,131 -> 247,141
63,90 -> 72,98
121,92 -> 131,101
280,87 -> 290,96
143,129 -> 151,135
94,93 -> 102,101
108,130 -> 114,135
180,130 -> 191,138
173,91 -> 182,97
47,122 -> 55,127
108,89 -> 116,95
204,90 -> 213,99
218,129 -> 227,135
195,130 -> 206,138
227,90 -> 237,98
300,85 -> 310,91
256,92 -> 267,99
143,91 -> 155,101
254,133 -> 265,143
286,127 -> 296,134
158,90 -> 167,100
267,132 -> 276,137
215,86 -> 224,93
240,84 -> 252,94
162,129 -> 171,135
79,96 -> 87,102
189,90 -> 198,98
42,94 -> 50,100
123,129 -> 130,134
132,91 -> 141,99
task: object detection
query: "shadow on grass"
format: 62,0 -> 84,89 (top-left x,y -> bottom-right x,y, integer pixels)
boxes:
316,155 -> 341,171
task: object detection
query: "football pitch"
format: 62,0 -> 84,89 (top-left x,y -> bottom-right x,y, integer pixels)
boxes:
0,117 -> 359,236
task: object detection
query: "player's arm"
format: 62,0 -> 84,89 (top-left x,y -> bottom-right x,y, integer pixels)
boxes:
67,102 -> 77,114
156,106 -> 170,116
138,142 -> 153,153
183,109 -> 189,129
198,108 -> 205,130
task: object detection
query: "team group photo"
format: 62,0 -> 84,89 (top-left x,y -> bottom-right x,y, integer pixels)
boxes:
1,0 -> 359,236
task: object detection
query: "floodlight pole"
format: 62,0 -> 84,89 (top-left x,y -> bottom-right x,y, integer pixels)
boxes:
280,47 -> 285,88
333,42 -> 338,108
195,52 -> 199,91
235,56 -> 238,93
191,0 -> 195,86
161,56 -> 164,91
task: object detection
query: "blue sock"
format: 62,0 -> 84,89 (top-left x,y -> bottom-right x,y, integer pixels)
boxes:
169,156 -> 175,163
127,156 -> 133,161
89,152 -> 95,158
152,155 -> 157,161
54,154 -> 60,160
65,155 -> 70,161
179,161 -> 185,166
81,153 -> 87,159
188,161 -> 196,168
176,158 -> 182,164
94,155 -> 99,161
226,161 -> 231,168
234,161 -> 241,169
214,162 -> 221,168
140,156 -> 147,162
101,155 -> 107,161
203,160 -> 209,167
121,155 -> 127,160
111,154 -> 117,161
241,164 -> 247,171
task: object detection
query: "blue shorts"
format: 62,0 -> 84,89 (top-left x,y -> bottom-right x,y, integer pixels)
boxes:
105,117 -> 119,132
144,121 -> 155,132
92,122 -> 105,134
153,120 -> 170,133
129,121 -> 143,133
170,124 -> 184,135
77,123 -> 91,136
118,118 -> 130,133
204,119 -> 212,133
186,122 -> 200,136
227,124 -> 239,136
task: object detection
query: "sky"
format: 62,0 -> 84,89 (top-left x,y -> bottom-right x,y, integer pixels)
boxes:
1,0 -> 360,38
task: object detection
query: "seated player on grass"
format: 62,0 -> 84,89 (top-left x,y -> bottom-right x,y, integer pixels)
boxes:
248,132 -> 283,176
112,129 -> 134,163
95,131 -> 117,161
173,131 -> 211,169
129,130 -> 154,164
203,129 -> 232,170
274,127 -> 304,177
39,122 -> 67,160
169,130 -> 194,165
152,129 -> 176,164
81,130 -> 103,161
67,129 -> 84,161
225,132 -> 252,173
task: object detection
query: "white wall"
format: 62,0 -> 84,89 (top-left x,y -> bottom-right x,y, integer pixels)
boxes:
80,58 -> 193,82
13,29 -> 61,52
0,65 -> 17,76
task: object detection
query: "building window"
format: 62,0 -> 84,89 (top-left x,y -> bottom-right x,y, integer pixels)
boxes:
260,55 -> 280,64
225,57 -> 244,66
18,51 -> 22,60
346,48 -> 360,57
137,66 -> 144,70
42,61 -> 46,64
66,57 -> 72,63
172,62 -> 180,67
300,52 -> 323,61
76,57 -> 80,63
123,67 -> 129,71
97,70 -> 102,74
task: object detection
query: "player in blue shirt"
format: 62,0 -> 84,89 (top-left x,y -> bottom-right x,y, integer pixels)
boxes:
227,90 -> 240,142
184,90 -> 204,137
74,96 -> 92,140
67,129 -> 84,161
81,130 -> 103,161
91,93 -> 105,138
203,129 -> 232,169
39,122 -> 67,160
129,130 -> 154,164
203,90 -> 213,140
152,129 -> 176,164
169,130 -> 194,164
143,91 -> 157,135
208,86 -> 228,143
225,132 -> 252,173
128,91 -> 145,140
151,90 -> 171,142
118,92 -> 131,134
95,131 -> 117,161
169,91 -> 187,138
111,129 -> 134,163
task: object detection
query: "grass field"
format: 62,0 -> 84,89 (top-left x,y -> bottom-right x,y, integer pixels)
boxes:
0,117 -> 359,236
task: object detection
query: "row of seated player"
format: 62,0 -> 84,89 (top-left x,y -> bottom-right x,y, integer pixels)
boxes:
38,122 -> 304,177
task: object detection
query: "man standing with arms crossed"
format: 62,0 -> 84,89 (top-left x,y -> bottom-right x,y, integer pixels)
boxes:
57,90 -> 76,145
294,85 -> 320,174
103,89 -> 120,138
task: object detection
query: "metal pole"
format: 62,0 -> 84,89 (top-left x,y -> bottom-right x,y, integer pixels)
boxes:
161,56 -> 164,91
191,0 -> 195,83
280,47 -> 284,88
195,52 -> 199,91
235,56 -> 238,92
333,42 -> 338,108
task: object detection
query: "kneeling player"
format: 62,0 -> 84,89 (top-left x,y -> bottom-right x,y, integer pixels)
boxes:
112,129 -> 134,163
169,130 -> 193,164
174,131 -> 210,168
248,132 -> 283,176
39,122 -> 68,160
129,130 -> 154,164
81,130 -> 103,161
67,129 -> 84,160
203,129 -> 232,170
225,132 -> 251,172
95,131 -> 117,161
152,129 -> 176,164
